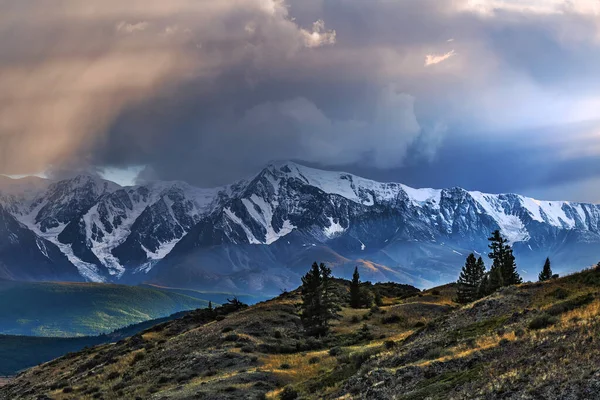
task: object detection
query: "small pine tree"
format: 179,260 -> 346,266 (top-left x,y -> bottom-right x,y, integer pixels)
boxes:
539,257 -> 553,282
350,266 -> 361,308
456,254 -> 486,303
502,251 -> 522,286
300,262 -> 340,337
374,289 -> 383,307
207,301 -> 213,312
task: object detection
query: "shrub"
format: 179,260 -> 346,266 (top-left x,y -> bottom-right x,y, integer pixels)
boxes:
528,314 -> 558,330
549,287 -> 570,300
279,386 -> 299,400
215,315 -> 226,321
280,363 -> 292,370
384,340 -> 396,350
414,321 -> 426,328
424,347 -> 451,360
62,387 -> 73,393
308,356 -> 320,365
431,290 -> 441,296
106,371 -> 120,380
273,330 -> 283,339
329,347 -> 343,357
224,334 -> 240,342
381,314 -> 404,325
222,327 -> 233,333
350,315 -> 361,323
514,328 -> 525,338
130,352 -> 145,365
350,347 -> 381,368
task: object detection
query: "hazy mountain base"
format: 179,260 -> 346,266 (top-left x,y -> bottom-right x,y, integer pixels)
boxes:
0,312 -> 189,376
3,270 -> 600,399
0,280 -> 209,337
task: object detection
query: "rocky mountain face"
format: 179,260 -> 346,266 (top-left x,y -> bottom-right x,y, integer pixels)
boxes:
1,162 -> 600,294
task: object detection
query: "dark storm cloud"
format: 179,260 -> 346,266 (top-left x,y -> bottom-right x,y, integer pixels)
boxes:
1,0 -> 600,199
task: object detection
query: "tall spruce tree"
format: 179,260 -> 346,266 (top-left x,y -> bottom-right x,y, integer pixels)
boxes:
350,266 -> 361,308
488,230 -> 522,289
300,262 -> 340,337
456,254 -> 486,303
320,263 -> 341,324
539,257 -> 553,282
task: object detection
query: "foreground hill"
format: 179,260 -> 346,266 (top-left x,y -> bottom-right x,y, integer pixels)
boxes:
3,267 -> 600,399
3,162 -> 600,292
0,280 -> 209,337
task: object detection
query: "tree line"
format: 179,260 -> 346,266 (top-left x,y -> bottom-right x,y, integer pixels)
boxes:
299,229 -> 562,336
456,229 -> 556,304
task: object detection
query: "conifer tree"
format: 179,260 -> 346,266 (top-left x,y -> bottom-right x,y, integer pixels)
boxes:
456,253 -> 486,303
374,288 -> 383,307
486,264 -> 504,294
208,301 -> 213,312
488,230 -> 522,288
300,262 -> 340,337
539,257 -> 553,282
320,263 -> 341,324
350,266 -> 361,308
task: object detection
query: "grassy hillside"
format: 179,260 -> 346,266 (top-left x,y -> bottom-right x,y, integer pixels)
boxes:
3,267 -> 600,399
0,280 -> 209,337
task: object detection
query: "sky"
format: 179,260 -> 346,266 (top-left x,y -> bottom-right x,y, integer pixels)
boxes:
1,0 -> 600,202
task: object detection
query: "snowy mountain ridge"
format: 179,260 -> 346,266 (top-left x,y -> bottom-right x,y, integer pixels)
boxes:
1,162 -> 599,292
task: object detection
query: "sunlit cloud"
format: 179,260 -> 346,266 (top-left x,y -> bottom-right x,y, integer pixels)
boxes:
424,50 -> 457,66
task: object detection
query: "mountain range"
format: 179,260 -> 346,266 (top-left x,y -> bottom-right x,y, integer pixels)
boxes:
1,161 -> 599,294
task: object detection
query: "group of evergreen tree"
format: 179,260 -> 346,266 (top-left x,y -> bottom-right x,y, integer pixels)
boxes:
456,230 -> 523,303
300,262 -> 341,337
457,230 -> 560,304
300,232 -> 561,333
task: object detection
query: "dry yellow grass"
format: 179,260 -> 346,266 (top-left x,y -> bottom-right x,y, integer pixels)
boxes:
260,350 -> 335,382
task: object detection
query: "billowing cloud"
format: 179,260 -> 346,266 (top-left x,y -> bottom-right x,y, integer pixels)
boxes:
1,0 -> 600,199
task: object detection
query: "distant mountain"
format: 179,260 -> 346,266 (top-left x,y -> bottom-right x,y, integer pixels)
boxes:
2,162 -> 600,293
0,280 -> 208,337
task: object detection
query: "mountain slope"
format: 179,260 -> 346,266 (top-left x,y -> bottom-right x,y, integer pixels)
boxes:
2,162 -> 600,291
0,206 -> 81,282
4,268 -> 600,399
